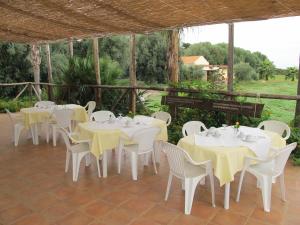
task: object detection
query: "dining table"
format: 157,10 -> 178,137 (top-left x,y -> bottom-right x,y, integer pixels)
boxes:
75,115 -> 168,177
20,104 -> 88,145
177,125 -> 286,209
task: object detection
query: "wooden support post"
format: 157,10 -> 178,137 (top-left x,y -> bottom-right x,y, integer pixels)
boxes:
227,23 -> 234,93
45,44 -> 53,100
226,23 -> 234,124
93,38 -> 101,105
68,39 -> 73,57
167,29 -> 179,117
129,34 -> 137,114
294,55 -> 300,127
168,29 -> 179,83
30,44 -> 41,99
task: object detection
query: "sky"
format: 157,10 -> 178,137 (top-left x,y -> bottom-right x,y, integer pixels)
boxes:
181,16 -> 300,69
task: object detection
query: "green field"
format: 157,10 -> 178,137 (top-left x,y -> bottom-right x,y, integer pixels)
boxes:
235,76 -> 297,123
146,75 -> 298,124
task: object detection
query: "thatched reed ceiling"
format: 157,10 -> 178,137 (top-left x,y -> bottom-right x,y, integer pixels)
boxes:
0,0 -> 299,43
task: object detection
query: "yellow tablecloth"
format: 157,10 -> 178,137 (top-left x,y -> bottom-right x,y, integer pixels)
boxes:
75,118 -> 168,159
177,130 -> 286,186
21,104 -> 88,128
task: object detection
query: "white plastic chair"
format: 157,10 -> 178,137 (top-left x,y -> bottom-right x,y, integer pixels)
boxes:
84,101 -> 96,120
5,109 -> 30,146
91,110 -> 115,122
151,111 -> 171,126
34,101 -> 55,108
182,121 -> 208,137
236,142 -> 297,212
117,127 -> 160,180
51,108 -> 74,147
257,120 -> 290,140
58,127 -> 101,182
161,142 -> 215,214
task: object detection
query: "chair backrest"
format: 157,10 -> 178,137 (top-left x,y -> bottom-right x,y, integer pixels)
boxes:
57,127 -> 72,150
273,142 -> 297,175
182,121 -> 207,137
131,127 -> 160,154
161,141 -> 193,177
4,108 -> 14,124
34,101 -> 55,108
258,120 -> 290,140
91,110 -> 115,122
151,111 -> 171,126
53,109 -> 74,129
85,101 -> 96,119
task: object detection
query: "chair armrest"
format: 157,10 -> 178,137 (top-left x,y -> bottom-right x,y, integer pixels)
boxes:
69,132 -> 90,144
244,156 -> 273,166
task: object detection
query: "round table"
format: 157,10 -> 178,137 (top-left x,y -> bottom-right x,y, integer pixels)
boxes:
75,116 -> 168,177
21,104 -> 88,145
177,126 -> 286,209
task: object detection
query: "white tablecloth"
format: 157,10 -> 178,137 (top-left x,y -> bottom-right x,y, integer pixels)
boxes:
194,126 -> 271,158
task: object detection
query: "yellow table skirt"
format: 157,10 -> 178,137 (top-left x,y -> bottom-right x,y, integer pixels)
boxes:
21,105 -> 88,128
75,118 -> 168,159
177,130 -> 286,186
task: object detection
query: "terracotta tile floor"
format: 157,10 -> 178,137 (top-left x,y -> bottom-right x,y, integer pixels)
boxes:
1,114 -> 300,225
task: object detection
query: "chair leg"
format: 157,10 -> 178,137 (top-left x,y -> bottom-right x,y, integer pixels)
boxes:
165,173 -> 173,201
279,173 -> 286,202
72,153 -> 78,182
209,172 -> 216,207
65,151 -> 71,173
14,126 -> 21,146
143,153 -> 149,166
261,176 -> 272,212
181,179 -> 185,191
117,146 -> 122,174
85,153 -> 91,167
75,152 -> 88,181
236,169 -> 246,202
131,152 -> 138,180
184,178 -> 197,215
151,151 -> 158,174
52,126 -> 57,147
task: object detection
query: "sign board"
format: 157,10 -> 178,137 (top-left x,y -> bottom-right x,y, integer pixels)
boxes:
161,95 -> 264,117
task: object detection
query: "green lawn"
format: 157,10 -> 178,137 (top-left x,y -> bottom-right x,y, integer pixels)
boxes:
235,76 -> 297,123
146,75 -> 298,124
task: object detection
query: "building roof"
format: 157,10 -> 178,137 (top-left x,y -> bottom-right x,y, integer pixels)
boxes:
181,56 -> 202,64
0,0 -> 299,43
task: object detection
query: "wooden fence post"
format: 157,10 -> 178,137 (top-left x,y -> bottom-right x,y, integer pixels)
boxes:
226,23 -> 234,124
294,55 -> 300,127
129,34 -> 137,114
45,44 -> 53,100
93,38 -> 101,105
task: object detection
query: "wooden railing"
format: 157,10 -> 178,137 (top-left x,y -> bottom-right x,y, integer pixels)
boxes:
1,82 -> 300,122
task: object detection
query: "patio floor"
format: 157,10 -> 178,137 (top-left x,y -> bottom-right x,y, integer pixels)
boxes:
0,114 -> 299,225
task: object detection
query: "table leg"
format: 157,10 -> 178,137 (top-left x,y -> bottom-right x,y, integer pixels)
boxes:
102,151 -> 107,178
224,182 -> 230,209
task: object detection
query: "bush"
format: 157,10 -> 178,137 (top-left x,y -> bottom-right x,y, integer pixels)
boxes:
234,62 -> 258,81
180,65 -> 204,81
286,127 -> 300,166
0,98 -> 33,113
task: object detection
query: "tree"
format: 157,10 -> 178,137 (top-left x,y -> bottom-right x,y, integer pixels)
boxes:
285,67 -> 298,81
0,43 -> 33,97
136,33 -> 168,83
258,59 -> 275,80
234,62 -> 258,81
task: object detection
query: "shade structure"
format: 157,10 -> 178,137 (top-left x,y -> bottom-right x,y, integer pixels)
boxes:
0,0 -> 299,43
